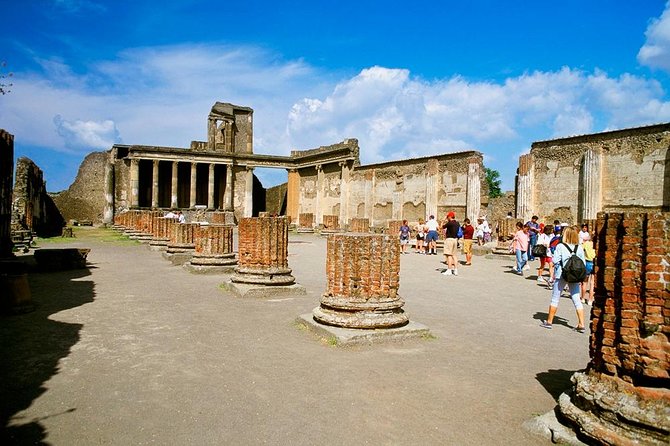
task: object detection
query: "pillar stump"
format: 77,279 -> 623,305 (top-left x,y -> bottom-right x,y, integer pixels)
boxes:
313,233 -> 408,328
348,218 -> 370,233
149,217 -> 173,251
222,216 -> 305,297
320,214 -> 341,236
163,223 -> 198,265
540,212 -> 670,445
300,233 -> 430,345
184,224 -> 237,274
297,213 -> 314,233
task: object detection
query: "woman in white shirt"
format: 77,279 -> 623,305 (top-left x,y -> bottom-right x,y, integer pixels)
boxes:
535,225 -> 554,284
540,226 -> 586,332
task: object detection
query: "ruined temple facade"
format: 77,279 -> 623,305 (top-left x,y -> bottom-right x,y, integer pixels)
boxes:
92,101 -> 486,227
516,123 -> 670,224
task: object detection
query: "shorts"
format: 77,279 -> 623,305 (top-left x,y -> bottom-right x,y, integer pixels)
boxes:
462,239 -> 473,254
585,260 -> 594,275
443,238 -> 458,256
426,230 -> 439,242
400,237 -> 409,245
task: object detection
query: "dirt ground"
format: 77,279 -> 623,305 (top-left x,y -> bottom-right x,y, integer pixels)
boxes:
1,227 -> 591,445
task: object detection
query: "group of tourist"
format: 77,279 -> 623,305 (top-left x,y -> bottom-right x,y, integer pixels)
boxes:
398,213 -> 493,276
508,216 -> 597,332
164,210 -> 186,223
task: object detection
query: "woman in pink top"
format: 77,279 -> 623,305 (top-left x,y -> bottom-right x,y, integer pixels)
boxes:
512,222 -> 530,275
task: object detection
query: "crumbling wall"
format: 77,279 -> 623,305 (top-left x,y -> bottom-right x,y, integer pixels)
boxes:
52,151 -> 108,223
0,130 -> 13,257
265,183 -> 287,215
526,124 -> 670,223
12,157 -> 65,237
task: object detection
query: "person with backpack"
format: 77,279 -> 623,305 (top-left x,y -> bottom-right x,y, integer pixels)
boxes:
441,211 -> 460,276
399,219 -> 411,254
540,226 -> 587,332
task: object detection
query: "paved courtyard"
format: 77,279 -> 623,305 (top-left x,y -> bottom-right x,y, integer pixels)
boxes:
1,228 -> 591,445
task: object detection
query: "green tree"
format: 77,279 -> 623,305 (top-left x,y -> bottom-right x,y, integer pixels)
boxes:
485,167 -> 503,198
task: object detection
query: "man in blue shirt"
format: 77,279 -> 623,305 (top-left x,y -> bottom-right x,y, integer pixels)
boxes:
526,215 -> 540,261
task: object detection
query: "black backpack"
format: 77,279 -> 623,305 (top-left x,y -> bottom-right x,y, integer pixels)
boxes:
561,243 -> 587,283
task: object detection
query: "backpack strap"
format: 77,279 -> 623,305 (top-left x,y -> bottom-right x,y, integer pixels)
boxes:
561,242 -> 575,255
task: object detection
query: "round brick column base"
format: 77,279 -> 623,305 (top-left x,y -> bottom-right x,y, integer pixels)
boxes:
190,253 -> 237,267
558,370 -> 670,446
312,304 -> 408,329
231,266 -> 296,285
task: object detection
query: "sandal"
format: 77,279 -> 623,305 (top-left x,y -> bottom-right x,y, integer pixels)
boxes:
540,321 -> 553,329
574,326 -> 586,333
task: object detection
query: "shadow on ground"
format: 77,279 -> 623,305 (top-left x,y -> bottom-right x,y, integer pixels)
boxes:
535,369 -> 581,401
0,259 -> 94,445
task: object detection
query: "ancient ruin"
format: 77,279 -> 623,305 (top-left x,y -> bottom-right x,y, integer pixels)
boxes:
313,233 -> 408,328
516,123 -> 670,223
12,157 -> 65,237
222,216 -> 305,297
184,224 -> 237,274
1,130 -> 13,258
50,102 -> 486,231
556,211 -> 670,445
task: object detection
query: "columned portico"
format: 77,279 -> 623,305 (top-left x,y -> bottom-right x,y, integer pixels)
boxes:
190,163 -> 197,208
244,166 -> 254,217
171,161 -> 178,208
208,163 -> 215,209
224,164 -> 234,211
130,158 -> 139,208
151,160 -> 159,209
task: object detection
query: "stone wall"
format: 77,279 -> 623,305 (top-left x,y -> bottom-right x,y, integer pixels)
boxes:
12,157 -> 65,237
52,151 -> 108,223
0,130 -> 13,257
517,123 -> 670,224
265,183 -> 287,215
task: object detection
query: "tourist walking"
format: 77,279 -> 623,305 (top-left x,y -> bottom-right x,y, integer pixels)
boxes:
425,215 -> 440,255
512,221 -> 529,275
526,215 -> 540,261
475,217 -> 490,246
399,219 -> 411,254
535,225 -> 554,284
540,226 -> 587,332
441,212 -> 460,275
461,218 -> 474,266
581,231 -> 596,305
415,218 -> 426,254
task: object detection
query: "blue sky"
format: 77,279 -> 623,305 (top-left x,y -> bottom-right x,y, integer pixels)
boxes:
2,0 -> 670,192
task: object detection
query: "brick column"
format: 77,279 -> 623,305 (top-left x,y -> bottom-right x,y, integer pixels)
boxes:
299,213 -> 314,229
558,212 -> 670,445
322,215 -> 339,230
313,233 -> 408,328
130,158 -> 139,208
187,224 -> 237,272
170,161 -> 178,208
231,216 -> 295,285
165,222 -> 199,265
189,162 -> 197,208
149,216 -> 172,251
387,220 -> 403,236
349,218 -> 370,233
425,159 -> 439,221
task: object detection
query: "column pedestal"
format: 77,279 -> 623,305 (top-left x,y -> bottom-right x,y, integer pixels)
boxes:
184,224 -> 237,274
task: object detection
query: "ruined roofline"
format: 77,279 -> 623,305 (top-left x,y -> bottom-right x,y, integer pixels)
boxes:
531,122 -> 670,149
356,150 -> 483,171
210,102 -> 253,118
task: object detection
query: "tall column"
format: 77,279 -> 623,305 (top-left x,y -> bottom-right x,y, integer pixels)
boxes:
516,154 -> 534,221
338,161 -> 350,226
364,171 -> 374,222
103,159 -> 114,225
425,159 -> 439,219
315,164 -> 324,226
151,160 -> 159,209
130,158 -> 139,208
207,118 -> 217,151
170,161 -> 178,208
223,164 -> 234,211
581,147 -> 603,221
244,166 -> 254,217
466,159 -> 481,223
190,162 -> 197,208
0,130 -> 14,257
287,169 -> 300,223
208,163 -> 215,209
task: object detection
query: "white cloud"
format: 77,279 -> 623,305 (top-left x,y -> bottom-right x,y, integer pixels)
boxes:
638,2 -> 670,72
3,44 -> 670,192
53,115 -> 121,150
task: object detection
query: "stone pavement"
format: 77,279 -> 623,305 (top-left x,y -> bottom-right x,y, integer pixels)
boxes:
1,229 -> 590,445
